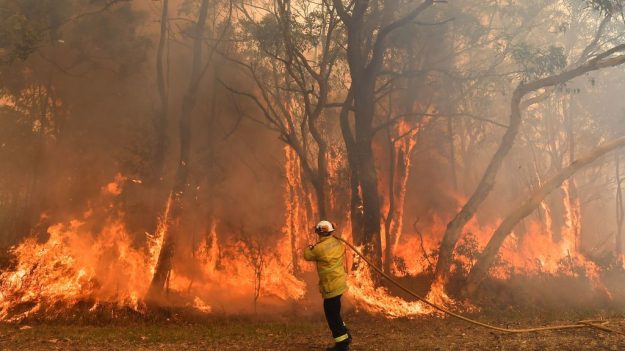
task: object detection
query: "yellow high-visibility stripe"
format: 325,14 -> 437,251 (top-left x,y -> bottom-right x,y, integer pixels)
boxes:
334,334 -> 349,342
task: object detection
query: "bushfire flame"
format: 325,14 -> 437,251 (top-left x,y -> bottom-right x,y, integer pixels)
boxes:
0,155 -> 613,321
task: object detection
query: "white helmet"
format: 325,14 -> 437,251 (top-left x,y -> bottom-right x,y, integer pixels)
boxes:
315,220 -> 335,235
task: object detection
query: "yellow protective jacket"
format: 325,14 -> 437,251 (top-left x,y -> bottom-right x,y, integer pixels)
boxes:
304,235 -> 347,299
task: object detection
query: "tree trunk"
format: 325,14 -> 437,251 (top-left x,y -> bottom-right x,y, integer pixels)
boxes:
348,44 -> 383,266
464,135 -> 625,295
448,117 -> 458,192
153,0 -> 169,177
339,90 -> 365,246
565,99 -> 582,250
311,171 -> 328,219
384,130 -> 397,274
141,0 -> 170,243
283,146 -> 308,276
340,103 -> 379,263
332,0 -> 435,271
434,88 -> 525,287
384,130 -> 416,274
308,116 -> 330,219
616,152 -> 624,263
355,138 -> 383,267
148,0 -> 210,299
433,47 -> 625,289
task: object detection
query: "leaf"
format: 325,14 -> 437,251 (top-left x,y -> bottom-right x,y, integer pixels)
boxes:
511,43 -> 567,79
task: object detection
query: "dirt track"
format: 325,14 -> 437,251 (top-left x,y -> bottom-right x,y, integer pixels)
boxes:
1,311 -> 625,350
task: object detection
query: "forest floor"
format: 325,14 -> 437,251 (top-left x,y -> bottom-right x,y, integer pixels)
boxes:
1,310 -> 625,351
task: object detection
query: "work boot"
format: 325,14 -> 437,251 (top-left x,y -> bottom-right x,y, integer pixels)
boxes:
325,341 -> 349,351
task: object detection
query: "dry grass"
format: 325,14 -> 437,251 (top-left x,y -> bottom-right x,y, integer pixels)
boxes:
1,311 -> 625,350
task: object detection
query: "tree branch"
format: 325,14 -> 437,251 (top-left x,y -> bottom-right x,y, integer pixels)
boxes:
367,0 -> 435,76
466,133 -> 625,294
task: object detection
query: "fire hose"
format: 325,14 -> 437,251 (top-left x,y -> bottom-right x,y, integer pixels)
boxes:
333,235 -> 625,336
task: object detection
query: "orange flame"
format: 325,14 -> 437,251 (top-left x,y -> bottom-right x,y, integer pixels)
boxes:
0,140 -> 613,322
0,172 -> 307,321
0,219 -> 152,321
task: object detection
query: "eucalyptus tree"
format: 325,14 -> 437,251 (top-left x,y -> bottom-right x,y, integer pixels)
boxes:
149,0 -> 219,297
223,0 -> 343,220
433,0 -> 625,291
327,0 -> 440,268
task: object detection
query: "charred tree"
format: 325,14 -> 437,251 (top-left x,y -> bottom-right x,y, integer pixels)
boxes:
433,44 -> 625,289
339,90 -> 364,240
148,0 -> 210,299
332,0 -> 434,269
464,134 -> 625,295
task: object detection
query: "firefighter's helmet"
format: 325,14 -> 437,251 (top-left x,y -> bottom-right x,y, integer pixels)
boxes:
315,220 -> 335,235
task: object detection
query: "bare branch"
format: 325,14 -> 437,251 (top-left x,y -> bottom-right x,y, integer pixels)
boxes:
330,0 -> 351,26
576,14 -> 612,64
367,0 -> 435,75
217,78 -> 283,132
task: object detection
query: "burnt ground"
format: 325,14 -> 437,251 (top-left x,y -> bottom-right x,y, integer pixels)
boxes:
1,311 -> 625,351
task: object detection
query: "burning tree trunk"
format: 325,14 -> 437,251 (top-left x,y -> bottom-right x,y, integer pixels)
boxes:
433,44 -> 625,289
384,129 -> 398,274
339,90 -> 365,241
566,99 -> 582,250
384,123 -> 418,274
148,0 -> 210,299
464,134 -> 625,295
547,95 -> 582,248
283,147 -> 312,275
332,0 -> 434,269
139,0 -> 171,241
433,86 -> 525,289
560,179 -> 581,250
342,42 -> 383,267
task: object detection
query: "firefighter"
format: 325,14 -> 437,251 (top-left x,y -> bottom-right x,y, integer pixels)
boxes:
304,220 -> 352,351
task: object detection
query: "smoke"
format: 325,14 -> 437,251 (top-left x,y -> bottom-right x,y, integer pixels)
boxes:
2,0 -> 625,321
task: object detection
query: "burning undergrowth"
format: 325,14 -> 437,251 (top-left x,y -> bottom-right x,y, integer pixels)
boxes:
0,171 -> 623,323
0,214 -> 308,322
0,219 -> 150,322
0,177 -> 307,322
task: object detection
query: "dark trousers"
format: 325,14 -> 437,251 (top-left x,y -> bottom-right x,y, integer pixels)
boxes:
323,294 -> 348,341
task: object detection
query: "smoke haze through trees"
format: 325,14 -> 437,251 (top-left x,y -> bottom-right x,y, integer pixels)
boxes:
1,0 -> 625,320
